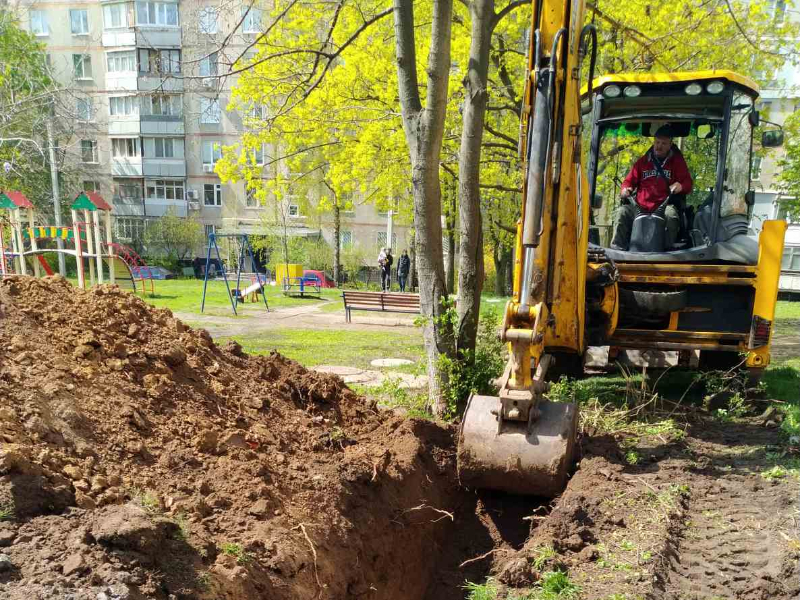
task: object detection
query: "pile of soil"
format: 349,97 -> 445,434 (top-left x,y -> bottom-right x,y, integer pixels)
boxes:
0,276 -> 458,599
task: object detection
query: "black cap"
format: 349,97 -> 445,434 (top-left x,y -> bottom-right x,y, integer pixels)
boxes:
654,124 -> 674,138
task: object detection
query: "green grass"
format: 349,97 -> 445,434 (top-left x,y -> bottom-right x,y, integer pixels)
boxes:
776,300 -> 800,320
463,578 -> 499,600
763,359 -> 800,402
221,328 -> 424,369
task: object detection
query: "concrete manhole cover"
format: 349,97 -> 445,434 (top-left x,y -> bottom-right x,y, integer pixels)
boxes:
313,365 -> 363,376
370,358 -> 414,368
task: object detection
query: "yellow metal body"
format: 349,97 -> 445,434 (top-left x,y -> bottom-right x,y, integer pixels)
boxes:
583,70 -> 760,95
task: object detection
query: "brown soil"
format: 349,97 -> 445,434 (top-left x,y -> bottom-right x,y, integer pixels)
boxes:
0,275 -> 797,600
0,276 -> 459,599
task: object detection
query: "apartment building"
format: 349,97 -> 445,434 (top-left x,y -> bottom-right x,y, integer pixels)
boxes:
18,0 -> 410,262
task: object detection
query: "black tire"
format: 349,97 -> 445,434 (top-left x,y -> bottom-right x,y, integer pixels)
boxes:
619,287 -> 688,315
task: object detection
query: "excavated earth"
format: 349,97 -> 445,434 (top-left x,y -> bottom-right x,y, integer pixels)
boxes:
0,276 -> 797,600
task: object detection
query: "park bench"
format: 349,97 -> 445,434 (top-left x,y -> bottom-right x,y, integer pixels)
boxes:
341,291 -> 420,323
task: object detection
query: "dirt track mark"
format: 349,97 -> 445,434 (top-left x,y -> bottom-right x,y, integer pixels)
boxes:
664,474 -> 788,600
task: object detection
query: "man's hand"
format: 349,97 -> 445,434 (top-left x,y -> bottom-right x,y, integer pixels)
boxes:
669,182 -> 683,194
620,187 -> 633,200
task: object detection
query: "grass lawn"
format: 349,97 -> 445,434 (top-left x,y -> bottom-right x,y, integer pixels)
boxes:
220,328 -> 425,370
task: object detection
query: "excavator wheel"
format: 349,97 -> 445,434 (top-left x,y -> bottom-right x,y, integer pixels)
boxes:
457,395 -> 579,498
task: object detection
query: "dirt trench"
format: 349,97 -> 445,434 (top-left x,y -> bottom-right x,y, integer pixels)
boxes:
0,276 -> 796,600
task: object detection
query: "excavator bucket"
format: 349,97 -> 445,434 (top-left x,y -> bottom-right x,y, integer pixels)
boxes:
457,394 -> 578,497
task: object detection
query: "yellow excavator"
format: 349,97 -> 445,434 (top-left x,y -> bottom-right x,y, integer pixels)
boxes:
457,0 -> 787,497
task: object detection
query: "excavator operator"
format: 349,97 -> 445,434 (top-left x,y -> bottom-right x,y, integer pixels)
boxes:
610,125 -> 694,250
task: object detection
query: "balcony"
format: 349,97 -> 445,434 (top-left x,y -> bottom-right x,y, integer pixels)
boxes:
145,198 -> 187,218
111,157 -> 143,177
140,115 -> 184,136
108,117 -> 141,136
143,158 -> 186,178
103,29 -> 136,47
138,75 -> 183,93
135,28 -> 181,48
112,196 -> 145,217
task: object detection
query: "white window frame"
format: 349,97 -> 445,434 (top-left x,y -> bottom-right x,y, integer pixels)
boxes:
29,10 -> 49,36
200,98 -> 221,124
103,3 -> 129,29
246,187 -> 261,208
751,155 -> 763,181
204,183 -> 222,206
109,95 -> 139,117
107,51 -> 137,73
114,180 -> 143,203
340,230 -> 353,248
199,52 -> 218,77
199,7 -> 218,33
70,9 -> 89,35
146,179 -> 185,201
73,54 -> 93,80
136,1 -> 179,26
204,223 -> 216,238
288,204 -> 300,217
80,140 -> 98,164
76,98 -> 93,122
116,217 -> 147,241
153,137 -> 175,158
377,231 -> 397,250
111,137 -> 141,158
242,7 -> 262,33
253,143 -> 266,165
202,140 -> 222,166
145,94 -> 182,116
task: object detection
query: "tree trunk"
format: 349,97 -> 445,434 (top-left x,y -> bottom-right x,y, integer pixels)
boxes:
408,229 -> 417,292
333,203 -> 341,285
455,0 -> 493,358
393,0 -> 455,416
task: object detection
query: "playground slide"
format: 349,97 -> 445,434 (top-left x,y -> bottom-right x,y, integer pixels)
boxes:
36,254 -> 54,276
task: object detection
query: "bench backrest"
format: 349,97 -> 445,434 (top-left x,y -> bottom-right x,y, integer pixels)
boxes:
342,291 -> 420,309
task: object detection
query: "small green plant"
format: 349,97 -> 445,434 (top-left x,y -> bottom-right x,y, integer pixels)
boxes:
221,542 -> 252,565
762,465 -> 787,480
624,450 -> 640,465
531,544 -> 557,571
781,403 -> 800,441
131,487 -> 160,514
619,539 -> 636,552
195,572 -> 211,590
463,577 -> 499,600
173,512 -> 190,541
0,501 -> 15,522
536,570 -> 580,598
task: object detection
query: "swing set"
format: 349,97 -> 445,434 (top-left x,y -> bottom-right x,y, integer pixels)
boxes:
200,232 -> 269,315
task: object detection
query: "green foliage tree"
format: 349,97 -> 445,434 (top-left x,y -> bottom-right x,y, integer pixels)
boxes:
144,209 -> 204,263
775,110 -> 800,222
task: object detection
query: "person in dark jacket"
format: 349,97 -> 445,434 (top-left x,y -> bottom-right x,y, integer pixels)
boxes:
397,249 -> 411,292
611,125 -> 693,250
379,247 -> 393,291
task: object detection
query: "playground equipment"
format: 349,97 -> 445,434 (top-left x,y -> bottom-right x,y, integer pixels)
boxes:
1,190 -> 153,294
201,232 -> 269,315
104,243 -> 155,296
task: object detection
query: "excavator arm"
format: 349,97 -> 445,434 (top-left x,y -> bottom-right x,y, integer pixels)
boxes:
457,0 -> 595,497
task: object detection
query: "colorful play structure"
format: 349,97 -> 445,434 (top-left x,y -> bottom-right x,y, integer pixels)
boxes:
200,232 -> 269,315
0,190 -> 154,294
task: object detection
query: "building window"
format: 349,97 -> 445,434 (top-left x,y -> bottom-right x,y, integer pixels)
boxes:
107,51 -> 137,73
80,140 -> 98,163
70,9 -> 89,35
103,3 -> 129,28
376,231 -> 397,250
149,137 -> 176,158
200,98 -> 221,123
204,224 -> 216,238
136,1 -> 179,26
116,217 -> 146,241
768,0 -> 787,23
139,49 -> 181,74
146,179 -> 184,200
109,96 -> 139,117
199,52 -> 218,77
204,183 -> 222,206
114,180 -> 143,203
144,94 -> 182,116
202,140 -> 222,166
199,7 -> 218,33
73,54 -> 93,80
242,7 -> 262,33
76,98 -> 93,121
253,143 -> 266,165
83,180 -> 99,192
287,204 -> 300,217
246,187 -> 260,208
111,138 -> 141,158
29,10 -> 49,36
340,230 -> 352,248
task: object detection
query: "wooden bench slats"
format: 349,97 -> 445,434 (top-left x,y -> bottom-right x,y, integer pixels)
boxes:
341,291 -> 421,323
